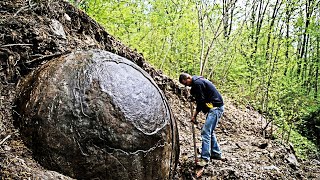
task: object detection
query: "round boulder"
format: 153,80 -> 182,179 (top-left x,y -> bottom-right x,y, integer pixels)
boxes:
14,50 -> 179,179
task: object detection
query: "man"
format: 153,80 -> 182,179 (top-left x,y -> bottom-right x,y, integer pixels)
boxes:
179,73 -> 224,167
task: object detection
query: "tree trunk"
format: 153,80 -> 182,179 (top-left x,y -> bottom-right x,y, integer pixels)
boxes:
298,0 -> 313,80
223,0 -> 229,38
252,0 -> 269,58
222,0 -> 237,39
200,19 -> 223,76
316,36 -> 319,99
284,1 -> 291,76
265,0 -> 282,62
287,121 -> 294,143
196,1 -> 205,75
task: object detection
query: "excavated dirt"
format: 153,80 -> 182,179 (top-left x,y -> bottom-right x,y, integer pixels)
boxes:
1,0 -> 319,179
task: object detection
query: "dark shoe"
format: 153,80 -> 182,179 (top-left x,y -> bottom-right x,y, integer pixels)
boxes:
211,153 -> 222,160
197,158 -> 209,167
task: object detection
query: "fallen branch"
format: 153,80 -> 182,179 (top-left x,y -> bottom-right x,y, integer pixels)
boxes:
1,44 -> 33,47
0,134 -> 11,145
235,142 -> 244,150
262,119 -> 273,132
25,51 -> 70,64
14,5 -> 28,17
13,1 -> 36,17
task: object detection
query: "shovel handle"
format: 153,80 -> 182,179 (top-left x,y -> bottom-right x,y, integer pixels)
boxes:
190,101 -> 198,164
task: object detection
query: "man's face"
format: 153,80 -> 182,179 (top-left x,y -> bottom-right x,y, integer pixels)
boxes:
181,78 -> 192,86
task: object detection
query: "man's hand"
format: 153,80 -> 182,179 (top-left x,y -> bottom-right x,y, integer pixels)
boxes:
188,95 -> 195,102
191,116 -> 197,124
191,110 -> 199,124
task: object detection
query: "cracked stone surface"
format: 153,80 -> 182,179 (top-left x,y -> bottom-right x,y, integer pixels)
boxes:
14,50 -> 179,179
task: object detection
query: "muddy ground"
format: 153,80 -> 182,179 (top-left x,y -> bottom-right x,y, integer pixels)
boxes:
1,0 -> 319,179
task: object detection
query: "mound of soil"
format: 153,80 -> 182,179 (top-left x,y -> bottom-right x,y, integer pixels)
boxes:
1,0 -> 319,179
173,96 -> 320,179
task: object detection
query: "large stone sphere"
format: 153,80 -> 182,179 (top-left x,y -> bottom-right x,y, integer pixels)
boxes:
14,50 -> 179,179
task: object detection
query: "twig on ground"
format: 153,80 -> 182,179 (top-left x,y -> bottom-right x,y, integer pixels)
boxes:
25,51 -> 70,64
235,142 -> 244,150
262,119 -> 273,132
0,135 -> 11,145
14,5 -> 28,17
13,1 -> 36,17
1,44 -> 33,48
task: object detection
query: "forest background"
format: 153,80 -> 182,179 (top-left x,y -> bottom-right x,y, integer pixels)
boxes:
68,0 -> 319,159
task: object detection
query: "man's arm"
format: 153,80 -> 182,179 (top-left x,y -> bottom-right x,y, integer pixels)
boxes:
191,110 -> 199,123
194,82 -> 206,113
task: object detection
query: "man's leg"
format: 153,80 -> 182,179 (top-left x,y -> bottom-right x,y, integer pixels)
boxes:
200,109 -> 216,161
211,106 -> 224,158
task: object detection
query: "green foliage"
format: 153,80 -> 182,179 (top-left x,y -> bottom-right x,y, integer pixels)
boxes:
296,107 -> 320,147
72,0 -> 320,158
274,119 -> 319,160
78,0 -> 201,78
287,129 -> 318,160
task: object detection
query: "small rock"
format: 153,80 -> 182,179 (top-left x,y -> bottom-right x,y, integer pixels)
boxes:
269,152 -> 275,159
262,165 -> 280,171
258,142 -> 268,149
50,19 -> 66,39
3,145 -> 11,151
223,129 -> 228,134
64,13 -> 71,21
220,141 -> 228,145
230,158 -> 237,162
311,159 -> 320,165
286,153 -> 300,168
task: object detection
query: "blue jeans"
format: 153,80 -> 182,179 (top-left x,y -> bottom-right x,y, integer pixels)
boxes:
201,106 -> 224,161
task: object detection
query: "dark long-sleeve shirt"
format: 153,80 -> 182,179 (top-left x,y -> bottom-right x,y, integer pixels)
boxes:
191,76 -> 224,113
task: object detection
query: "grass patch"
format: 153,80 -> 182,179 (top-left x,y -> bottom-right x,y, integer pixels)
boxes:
274,126 -> 319,160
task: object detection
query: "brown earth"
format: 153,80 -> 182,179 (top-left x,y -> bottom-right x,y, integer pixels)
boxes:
0,0 -> 319,179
